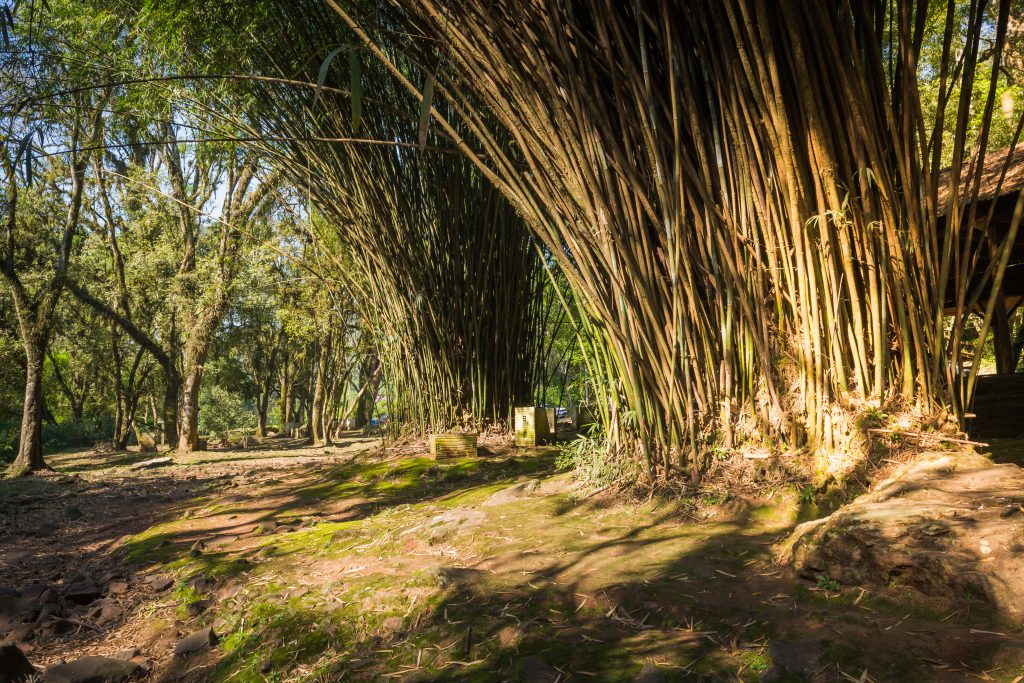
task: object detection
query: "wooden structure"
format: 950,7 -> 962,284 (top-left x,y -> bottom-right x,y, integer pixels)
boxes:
429,433 -> 478,459
514,406 -> 550,447
135,429 -> 158,453
939,145 -> 1024,375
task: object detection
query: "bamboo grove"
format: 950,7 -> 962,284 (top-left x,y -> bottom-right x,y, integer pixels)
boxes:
194,3 -> 553,434
244,0 -> 1019,481
6,0 -> 1020,481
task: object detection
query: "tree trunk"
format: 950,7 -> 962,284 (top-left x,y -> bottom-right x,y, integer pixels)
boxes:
11,340 -> 48,475
993,304 -> 1017,374
279,353 -> 292,427
354,354 -> 380,428
311,334 -> 332,445
177,366 -> 202,452
163,368 -> 180,447
257,387 -> 270,437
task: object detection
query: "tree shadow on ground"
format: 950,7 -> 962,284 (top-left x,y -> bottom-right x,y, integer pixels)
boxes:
191,490 -> 1024,682
7,444 -> 1024,683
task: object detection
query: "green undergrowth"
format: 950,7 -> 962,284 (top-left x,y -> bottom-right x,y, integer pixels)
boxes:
293,452 -> 555,506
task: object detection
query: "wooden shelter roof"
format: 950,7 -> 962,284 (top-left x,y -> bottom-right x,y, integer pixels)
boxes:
937,144 -> 1024,212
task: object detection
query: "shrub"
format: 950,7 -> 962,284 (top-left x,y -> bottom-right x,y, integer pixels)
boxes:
198,385 -> 256,440
44,417 -> 112,452
555,429 -> 639,488
0,417 -> 113,463
0,421 -> 17,465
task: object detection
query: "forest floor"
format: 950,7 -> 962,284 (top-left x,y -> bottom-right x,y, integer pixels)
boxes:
2,437 -> 1024,682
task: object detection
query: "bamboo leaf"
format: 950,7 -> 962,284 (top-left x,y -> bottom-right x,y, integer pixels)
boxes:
417,73 -> 435,150
313,45 -> 347,110
16,131 -> 33,184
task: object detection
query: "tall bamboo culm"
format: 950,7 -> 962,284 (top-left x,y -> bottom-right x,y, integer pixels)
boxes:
313,0 -> 1024,480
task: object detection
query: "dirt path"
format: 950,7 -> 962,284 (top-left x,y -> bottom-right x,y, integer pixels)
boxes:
2,439 -> 1024,682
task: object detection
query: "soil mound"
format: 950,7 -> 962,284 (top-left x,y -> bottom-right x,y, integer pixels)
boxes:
781,450 -> 1024,622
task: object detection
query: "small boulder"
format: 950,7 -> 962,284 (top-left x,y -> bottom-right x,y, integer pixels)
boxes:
483,480 -> 541,507
185,599 -> 211,618
185,574 -> 216,594
4,626 -> 34,644
106,581 -> 129,596
41,655 -> 139,683
109,648 -> 139,661
402,509 -> 486,541
64,582 -> 101,605
174,627 -> 218,656
0,641 -> 35,683
39,619 -> 72,636
148,576 -> 173,593
96,604 -> 123,625
253,520 -> 278,534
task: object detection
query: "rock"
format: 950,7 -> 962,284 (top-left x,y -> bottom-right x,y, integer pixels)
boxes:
4,626 -> 33,644
96,604 -> 123,625
174,627 -> 218,656
148,576 -> 173,592
0,641 -> 35,683
64,582 -> 101,604
129,457 -> 172,470
520,655 -> 559,682
186,574 -> 216,594
128,657 -> 152,673
110,648 -> 139,661
767,639 -> 824,678
39,619 -> 72,636
185,599 -> 211,617
781,450 -> 1024,622
253,520 -> 278,534
106,581 -> 129,596
41,655 -> 140,683
402,509 -> 487,541
483,480 -> 541,507
634,663 -> 666,683
217,585 -> 242,601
